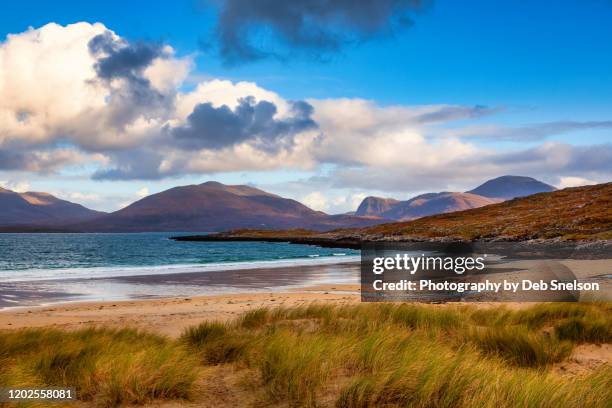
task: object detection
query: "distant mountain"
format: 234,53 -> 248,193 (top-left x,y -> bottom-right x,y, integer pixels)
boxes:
355,192 -> 499,220
383,192 -> 500,220
356,197 -> 400,217
0,187 -> 104,226
75,181 -> 383,232
354,175 -> 553,221
467,175 -> 555,199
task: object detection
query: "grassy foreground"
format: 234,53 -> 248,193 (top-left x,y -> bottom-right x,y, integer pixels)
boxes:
1,302 -> 611,407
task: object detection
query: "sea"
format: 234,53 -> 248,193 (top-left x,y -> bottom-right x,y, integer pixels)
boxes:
0,233 -> 360,308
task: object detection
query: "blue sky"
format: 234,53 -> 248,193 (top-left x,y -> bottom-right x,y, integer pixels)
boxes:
1,0 -> 611,212
4,0 -> 612,111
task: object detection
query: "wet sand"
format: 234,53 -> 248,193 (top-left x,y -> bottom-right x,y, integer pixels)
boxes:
0,261 -> 361,308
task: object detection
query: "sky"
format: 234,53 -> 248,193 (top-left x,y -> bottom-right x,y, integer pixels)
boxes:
1,0 -> 611,213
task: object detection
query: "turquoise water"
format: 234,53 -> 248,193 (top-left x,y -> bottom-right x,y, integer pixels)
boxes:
0,232 -> 360,307
0,233 -> 358,281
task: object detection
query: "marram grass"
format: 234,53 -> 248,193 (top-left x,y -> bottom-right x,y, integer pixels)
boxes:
0,328 -> 197,407
181,302 -> 612,407
1,302 -> 610,407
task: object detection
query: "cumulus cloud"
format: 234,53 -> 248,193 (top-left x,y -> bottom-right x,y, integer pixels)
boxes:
92,77 -> 320,180
210,0 -> 429,64
175,79 -> 290,119
0,21 -> 191,161
172,97 -> 316,150
89,32 -> 162,81
308,98 -> 482,167
1,21 -> 610,198
0,22 -> 320,180
88,31 -> 174,128
1,22 -> 106,146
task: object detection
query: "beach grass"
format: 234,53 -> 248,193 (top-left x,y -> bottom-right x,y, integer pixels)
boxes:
0,328 -> 197,407
181,302 -> 612,407
1,302 -> 610,407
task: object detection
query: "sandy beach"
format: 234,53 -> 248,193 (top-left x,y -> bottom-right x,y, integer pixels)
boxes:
0,284 -> 360,337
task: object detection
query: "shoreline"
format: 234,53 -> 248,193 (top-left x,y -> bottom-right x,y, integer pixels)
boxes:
0,260 -> 362,309
0,255 -> 360,283
0,259 -> 361,309
172,234 -> 612,259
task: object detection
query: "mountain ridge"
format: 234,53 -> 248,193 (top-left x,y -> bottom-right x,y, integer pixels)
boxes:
354,175 -> 553,220
72,181 -> 383,232
0,188 -> 104,226
0,176 -> 572,233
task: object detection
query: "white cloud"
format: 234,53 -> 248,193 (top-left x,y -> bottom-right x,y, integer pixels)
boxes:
350,192 -> 368,209
300,189 -> 370,213
62,191 -> 101,202
143,48 -> 192,93
0,180 -> 30,192
0,22 -> 190,154
0,22 -> 111,149
136,187 -> 149,198
302,191 -> 328,211
557,176 -> 598,189
308,98 -> 483,170
175,79 -> 290,121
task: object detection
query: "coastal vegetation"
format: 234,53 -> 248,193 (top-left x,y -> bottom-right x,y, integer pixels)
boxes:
1,302 -> 611,407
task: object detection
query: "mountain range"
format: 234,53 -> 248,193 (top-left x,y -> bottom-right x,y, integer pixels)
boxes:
72,181 -> 384,232
0,176 -> 557,232
354,176 -> 555,220
197,182 -> 611,243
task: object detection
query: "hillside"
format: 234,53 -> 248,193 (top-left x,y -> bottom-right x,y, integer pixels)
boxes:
189,182 -> 611,243
0,187 -> 104,226
76,181 -> 383,232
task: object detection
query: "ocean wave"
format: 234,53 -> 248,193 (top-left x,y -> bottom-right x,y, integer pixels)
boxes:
0,255 -> 361,283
